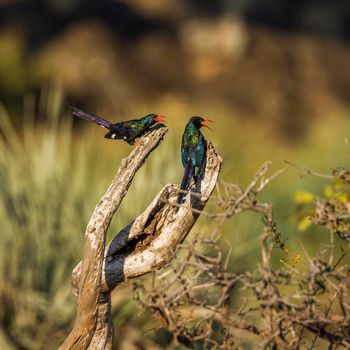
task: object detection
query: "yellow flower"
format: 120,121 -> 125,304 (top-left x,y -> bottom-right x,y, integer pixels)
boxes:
293,190 -> 314,204
324,185 -> 334,199
283,246 -> 291,255
290,254 -> 301,267
297,216 -> 312,232
336,193 -> 347,203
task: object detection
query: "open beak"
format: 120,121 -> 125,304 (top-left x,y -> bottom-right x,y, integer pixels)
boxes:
201,119 -> 214,131
154,115 -> 167,123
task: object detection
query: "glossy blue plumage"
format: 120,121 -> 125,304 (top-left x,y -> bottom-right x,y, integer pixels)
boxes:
181,124 -> 206,176
70,105 -> 165,145
177,116 -> 208,204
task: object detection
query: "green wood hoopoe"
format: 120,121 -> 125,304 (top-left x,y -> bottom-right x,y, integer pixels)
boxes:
70,105 -> 166,145
177,116 -> 212,204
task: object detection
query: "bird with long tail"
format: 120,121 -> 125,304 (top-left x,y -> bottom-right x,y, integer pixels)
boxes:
177,116 -> 213,205
69,105 -> 167,145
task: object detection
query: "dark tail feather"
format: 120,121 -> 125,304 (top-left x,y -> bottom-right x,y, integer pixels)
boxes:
177,160 -> 194,204
69,105 -> 111,130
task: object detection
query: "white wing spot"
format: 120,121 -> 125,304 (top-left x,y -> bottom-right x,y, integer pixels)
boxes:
111,134 -> 117,139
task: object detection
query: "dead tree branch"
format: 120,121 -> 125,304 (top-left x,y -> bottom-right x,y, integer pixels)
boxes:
60,126 -> 223,350
59,126 -> 168,350
71,142 -> 222,292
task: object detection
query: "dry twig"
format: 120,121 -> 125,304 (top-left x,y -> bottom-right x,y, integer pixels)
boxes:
135,161 -> 350,349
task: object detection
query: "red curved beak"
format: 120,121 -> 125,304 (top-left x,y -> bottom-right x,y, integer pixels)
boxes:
201,119 -> 214,131
154,115 -> 167,123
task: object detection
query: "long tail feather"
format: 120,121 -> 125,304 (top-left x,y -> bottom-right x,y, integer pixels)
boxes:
177,160 -> 194,204
70,105 -> 111,129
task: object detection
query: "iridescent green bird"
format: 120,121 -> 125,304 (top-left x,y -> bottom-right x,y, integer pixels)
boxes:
177,116 -> 213,204
70,105 -> 166,145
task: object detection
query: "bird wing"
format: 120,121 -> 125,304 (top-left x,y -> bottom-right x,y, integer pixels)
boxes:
121,120 -> 148,142
103,122 -> 131,138
181,144 -> 189,168
189,135 -> 206,177
71,106 -> 111,129
104,120 -> 142,144
125,120 -> 146,133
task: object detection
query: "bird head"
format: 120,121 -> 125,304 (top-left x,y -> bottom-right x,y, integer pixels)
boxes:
189,116 -> 213,131
145,114 -> 167,124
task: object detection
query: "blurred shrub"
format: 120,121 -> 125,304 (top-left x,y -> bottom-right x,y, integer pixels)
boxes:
0,91 -> 88,349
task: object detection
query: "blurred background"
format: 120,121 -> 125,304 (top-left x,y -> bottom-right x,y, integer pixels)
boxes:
0,0 -> 349,349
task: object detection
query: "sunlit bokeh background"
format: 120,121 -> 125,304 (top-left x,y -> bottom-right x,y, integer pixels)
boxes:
0,1 -> 349,349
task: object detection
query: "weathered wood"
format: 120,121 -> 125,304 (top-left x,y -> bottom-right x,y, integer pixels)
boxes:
71,142 -> 222,292
61,126 -> 222,350
59,126 -> 168,350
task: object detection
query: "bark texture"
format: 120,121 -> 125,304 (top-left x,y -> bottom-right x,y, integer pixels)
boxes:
60,125 -> 222,350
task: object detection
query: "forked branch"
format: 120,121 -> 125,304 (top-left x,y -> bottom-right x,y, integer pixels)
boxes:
60,126 -> 222,350
59,126 -> 168,350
